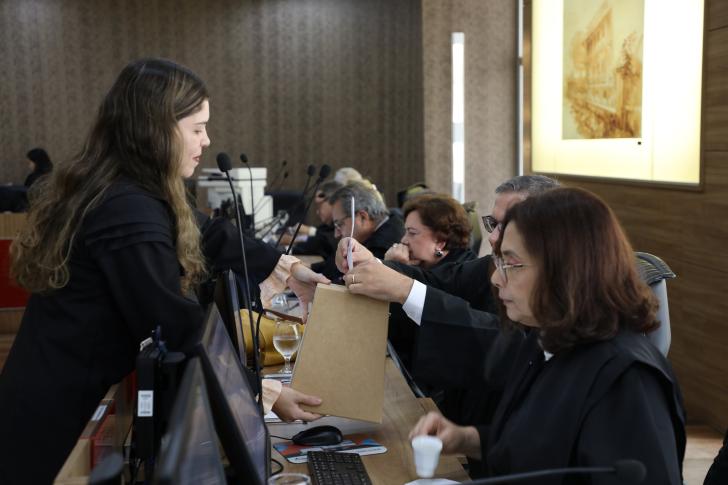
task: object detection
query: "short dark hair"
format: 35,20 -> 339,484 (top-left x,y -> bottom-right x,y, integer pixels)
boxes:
496,187 -> 658,353
402,194 -> 470,249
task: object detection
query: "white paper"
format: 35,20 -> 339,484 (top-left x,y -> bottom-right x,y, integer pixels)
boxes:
347,195 -> 355,269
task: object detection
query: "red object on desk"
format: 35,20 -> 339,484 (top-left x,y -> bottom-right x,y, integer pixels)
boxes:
0,239 -> 29,308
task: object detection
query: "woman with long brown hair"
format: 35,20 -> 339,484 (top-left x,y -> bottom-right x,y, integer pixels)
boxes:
0,59 -> 323,484
410,187 -> 686,484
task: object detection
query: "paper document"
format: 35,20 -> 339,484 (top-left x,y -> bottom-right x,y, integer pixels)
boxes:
290,284 -> 389,422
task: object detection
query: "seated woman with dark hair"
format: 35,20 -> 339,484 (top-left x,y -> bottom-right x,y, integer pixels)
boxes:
384,193 -> 476,269
410,187 -> 685,484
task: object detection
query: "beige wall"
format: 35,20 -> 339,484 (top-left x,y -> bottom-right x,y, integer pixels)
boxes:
525,0 -> 728,431
422,0 -> 517,235
0,0 -> 424,205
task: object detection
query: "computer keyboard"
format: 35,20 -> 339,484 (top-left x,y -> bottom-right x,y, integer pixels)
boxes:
306,451 -> 373,485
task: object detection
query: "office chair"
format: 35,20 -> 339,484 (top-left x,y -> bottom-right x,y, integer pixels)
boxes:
635,252 -> 676,356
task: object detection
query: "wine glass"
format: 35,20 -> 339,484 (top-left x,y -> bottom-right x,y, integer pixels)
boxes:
267,473 -> 311,485
273,319 -> 302,374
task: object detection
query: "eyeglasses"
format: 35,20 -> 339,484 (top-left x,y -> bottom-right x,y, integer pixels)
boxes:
332,216 -> 351,230
482,215 -> 501,233
493,255 -> 530,284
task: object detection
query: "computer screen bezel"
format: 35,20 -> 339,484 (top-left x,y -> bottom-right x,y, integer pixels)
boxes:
154,357 -> 227,485
197,303 -> 271,485
213,269 -> 247,365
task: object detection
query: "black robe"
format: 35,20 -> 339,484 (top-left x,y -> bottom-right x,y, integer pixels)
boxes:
0,180 -> 280,484
386,255 -> 511,428
292,223 -> 337,258
363,215 -> 405,260
387,247 -> 479,375
477,331 -> 686,484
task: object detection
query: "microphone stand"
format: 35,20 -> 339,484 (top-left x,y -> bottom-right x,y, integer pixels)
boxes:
468,466 -> 614,484
285,175 -> 327,255
274,165 -> 316,248
466,459 -> 645,484
240,154 -> 255,236
218,158 -> 264,409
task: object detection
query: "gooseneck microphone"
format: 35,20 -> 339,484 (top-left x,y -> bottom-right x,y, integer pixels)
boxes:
239,153 -> 255,235
467,459 -> 646,484
215,152 -> 263,405
274,164 -> 318,248
266,160 -> 288,191
285,164 -> 332,255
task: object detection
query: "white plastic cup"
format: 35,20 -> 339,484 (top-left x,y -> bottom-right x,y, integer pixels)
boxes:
411,435 -> 443,478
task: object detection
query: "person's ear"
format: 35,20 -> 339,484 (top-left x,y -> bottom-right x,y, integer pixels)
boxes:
357,210 -> 370,224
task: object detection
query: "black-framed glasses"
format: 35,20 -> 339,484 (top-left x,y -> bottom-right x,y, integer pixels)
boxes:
332,216 -> 351,230
482,215 -> 501,233
493,255 -> 530,284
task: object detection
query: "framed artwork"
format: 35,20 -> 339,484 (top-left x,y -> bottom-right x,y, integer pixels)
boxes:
530,0 -> 704,186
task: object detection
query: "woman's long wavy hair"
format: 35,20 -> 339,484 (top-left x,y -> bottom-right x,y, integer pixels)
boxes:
11,58 -> 208,293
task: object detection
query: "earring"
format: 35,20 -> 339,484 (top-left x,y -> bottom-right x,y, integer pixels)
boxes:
435,248 -> 444,257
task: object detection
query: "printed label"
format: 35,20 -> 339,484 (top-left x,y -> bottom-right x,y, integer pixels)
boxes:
91,404 -> 107,421
138,390 -> 154,417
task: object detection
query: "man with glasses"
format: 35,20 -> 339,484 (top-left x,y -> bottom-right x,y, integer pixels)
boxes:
329,181 -> 404,261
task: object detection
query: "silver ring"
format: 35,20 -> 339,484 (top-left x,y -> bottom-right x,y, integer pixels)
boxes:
351,274 -> 356,284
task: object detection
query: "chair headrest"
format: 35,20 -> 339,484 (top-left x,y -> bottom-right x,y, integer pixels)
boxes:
635,252 -> 676,285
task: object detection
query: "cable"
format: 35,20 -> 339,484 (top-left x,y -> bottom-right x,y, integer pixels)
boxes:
270,457 -> 285,476
269,434 -> 292,440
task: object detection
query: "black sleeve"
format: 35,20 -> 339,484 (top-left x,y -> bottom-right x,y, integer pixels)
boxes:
413,289 -> 514,389
96,241 -> 204,353
198,213 -> 282,285
705,429 -> 728,485
576,364 -> 684,485
85,193 -> 205,353
292,225 -> 336,257
388,257 -> 494,311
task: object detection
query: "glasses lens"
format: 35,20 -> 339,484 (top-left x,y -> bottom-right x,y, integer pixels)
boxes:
494,255 -> 507,283
483,216 -> 498,233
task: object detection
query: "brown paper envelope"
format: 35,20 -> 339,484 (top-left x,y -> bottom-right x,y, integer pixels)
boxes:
290,284 -> 390,422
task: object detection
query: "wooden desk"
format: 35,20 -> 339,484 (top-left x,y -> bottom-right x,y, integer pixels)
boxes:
269,359 -> 469,484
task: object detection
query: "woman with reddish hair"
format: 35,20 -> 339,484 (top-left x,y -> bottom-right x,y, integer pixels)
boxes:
384,193 -> 475,270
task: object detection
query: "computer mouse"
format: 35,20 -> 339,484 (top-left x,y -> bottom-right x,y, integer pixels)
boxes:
291,425 -> 344,446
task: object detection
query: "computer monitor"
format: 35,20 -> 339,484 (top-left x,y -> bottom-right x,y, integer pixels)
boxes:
197,304 -> 270,485
154,358 -> 227,485
214,269 -> 247,364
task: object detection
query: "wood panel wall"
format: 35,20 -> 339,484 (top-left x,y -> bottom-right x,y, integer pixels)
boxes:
525,0 -> 728,431
0,0 -> 424,206
421,0 -> 517,226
